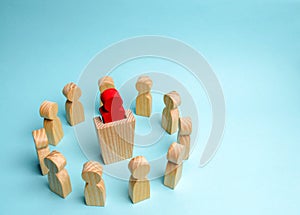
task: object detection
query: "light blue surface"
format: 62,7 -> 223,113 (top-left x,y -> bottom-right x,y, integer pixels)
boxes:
0,0 -> 299,214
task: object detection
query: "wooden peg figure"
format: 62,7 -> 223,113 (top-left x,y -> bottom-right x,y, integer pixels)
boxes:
98,76 -> 115,108
99,88 -> 125,123
98,76 -> 125,123
98,76 -> 115,93
164,142 -> 185,189
44,151 -> 72,198
82,161 -> 106,207
40,101 -> 64,146
177,117 -> 192,160
161,91 -> 181,134
62,82 -> 85,126
32,128 -> 50,175
128,156 -> 150,204
135,76 -> 152,117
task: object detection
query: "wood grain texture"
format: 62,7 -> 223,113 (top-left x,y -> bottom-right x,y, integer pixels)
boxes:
32,128 -> 50,175
128,156 -> 150,180
82,161 -> 106,206
40,100 -> 64,145
44,118 -> 64,146
32,128 -> 48,149
136,94 -> 152,117
82,161 -> 103,183
164,91 -> 181,109
135,76 -> 152,117
161,91 -> 181,134
37,147 -> 51,175
177,135 -> 190,160
98,76 -> 115,93
94,110 -> 135,164
164,162 -> 183,189
63,83 -> 85,126
178,117 -> 192,135
166,142 -> 185,165
128,176 -> 150,204
178,117 -> 192,160
65,101 -> 85,126
44,151 -> 72,198
39,101 -> 58,120
162,108 -> 179,134
62,82 -> 82,102
84,180 -> 106,206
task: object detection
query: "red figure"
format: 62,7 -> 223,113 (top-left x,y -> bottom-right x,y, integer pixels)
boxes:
100,88 -> 125,123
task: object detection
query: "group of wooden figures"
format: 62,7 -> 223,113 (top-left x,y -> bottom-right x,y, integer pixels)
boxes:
31,75 -> 192,205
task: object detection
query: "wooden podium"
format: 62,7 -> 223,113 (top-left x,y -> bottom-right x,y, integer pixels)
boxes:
94,110 -> 135,164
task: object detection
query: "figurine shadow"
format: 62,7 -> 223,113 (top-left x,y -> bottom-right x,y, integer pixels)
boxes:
26,156 -> 42,175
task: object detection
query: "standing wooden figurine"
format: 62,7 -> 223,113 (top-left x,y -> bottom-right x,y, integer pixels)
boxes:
32,128 -> 50,175
98,76 -> 115,107
99,88 -> 125,123
44,150 -> 72,198
177,117 -> 192,160
82,161 -> 106,207
62,82 -> 85,126
164,142 -> 185,189
40,101 -> 64,146
135,76 -> 152,117
161,91 -> 181,134
98,76 -> 115,93
128,156 -> 150,204
98,76 -> 125,123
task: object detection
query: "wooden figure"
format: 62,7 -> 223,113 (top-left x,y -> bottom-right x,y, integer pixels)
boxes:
128,156 -> 151,180
166,142 -> 186,165
82,161 -> 106,206
99,88 -> 125,123
135,76 -> 152,117
164,142 -> 185,189
177,117 -> 192,160
62,82 -> 85,126
32,128 -> 50,175
98,76 -> 115,107
161,91 -> 181,134
44,150 -> 72,198
98,76 -> 125,123
164,162 -> 183,190
94,110 -> 135,164
39,101 -> 64,146
128,156 -> 150,204
98,76 -> 115,93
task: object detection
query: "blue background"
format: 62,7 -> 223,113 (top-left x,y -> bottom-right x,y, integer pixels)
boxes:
0,0 -> 299,214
